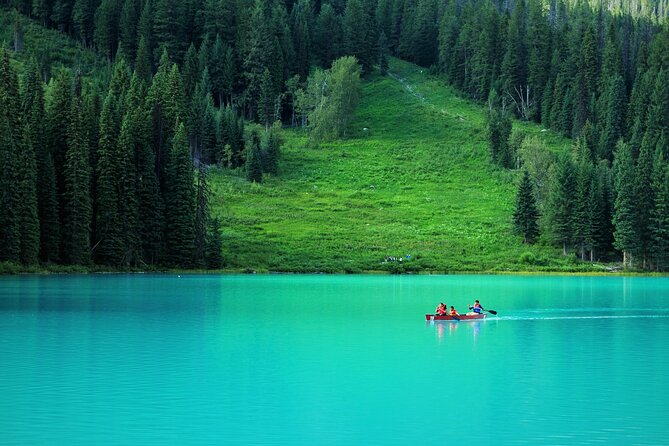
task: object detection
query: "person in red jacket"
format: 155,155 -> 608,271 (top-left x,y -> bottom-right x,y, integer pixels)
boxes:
449,306 -> 459,316
435,302 -> 447,315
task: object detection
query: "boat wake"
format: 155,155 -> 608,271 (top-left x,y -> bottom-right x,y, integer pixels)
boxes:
496,313 -> 669,321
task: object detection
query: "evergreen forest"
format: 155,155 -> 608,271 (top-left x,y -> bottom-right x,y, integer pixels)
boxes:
1,0 -> 669,273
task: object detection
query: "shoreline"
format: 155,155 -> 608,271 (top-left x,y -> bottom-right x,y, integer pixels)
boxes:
1,262 -> 667,277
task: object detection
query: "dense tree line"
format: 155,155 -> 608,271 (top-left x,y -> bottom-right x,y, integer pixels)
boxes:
0,47 -> 231,268
407,0 -> 668,270
2,0 -> 669,271
0,0 -> 368,269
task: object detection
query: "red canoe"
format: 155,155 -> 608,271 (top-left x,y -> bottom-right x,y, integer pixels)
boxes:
426,313 -> 487,321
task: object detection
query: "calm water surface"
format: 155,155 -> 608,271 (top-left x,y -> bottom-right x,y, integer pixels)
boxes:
1,274 -> 668,445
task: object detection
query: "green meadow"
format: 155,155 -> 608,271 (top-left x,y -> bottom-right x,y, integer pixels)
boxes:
212,59 -> 594,273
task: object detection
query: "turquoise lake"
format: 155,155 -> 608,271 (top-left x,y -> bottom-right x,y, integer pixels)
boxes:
1,274 -> 669,445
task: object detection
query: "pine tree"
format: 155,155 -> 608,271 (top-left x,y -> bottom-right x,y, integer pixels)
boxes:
343,0 -> 377,74
194,162 -> 210,268
206,217 -> 224,269
153,0 -> 187,62
262,121 -> 282,175
258,68 -> 276,130
0,48 -> 23,262
598,75 -> 627,161
135,35 -> 153,84
572,142 -> 593,260
116,104 -> 139,265
246,131 -> 263,183
547,153 -> 575,255
14,124 -> 40,265
500,0 -> 527,108
0,114 -> 20,263
650,140 -> 669,271
94,0 -> 122,59
513,169 -> 540,244
133,73 -> 164,264
573,24 -> 597,136
291,0 -> 312,81
485,91 -> 513,168
314,3 -> 343,67
613,141 -> 638,269
164,122 -> 195,267
526,0 -> 550,121
73,0 -> 96,46
119,0 -> 140,61
95,92 -> 124,265
63,90 -> 92,265
22,58 -> 59,263
634,129 -> 656,268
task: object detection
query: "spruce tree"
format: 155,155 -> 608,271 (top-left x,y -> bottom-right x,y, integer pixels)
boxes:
612,141 -> 638,269
95,93 -> 123,265
547,153 -> 575,255
500,0 -> 527,108
246,131 -> 263,183
164,122 -> 195,268
314,3 -> 343,67
634,130 -> 656,268
0,48 -> 22,262
513,170 -> 540,244
116,106 -> 139,265
73,0 -> 96,47
63,92 -> 92,265
573,24 -> 597,136
258,68 -> 276,131
15,123 -> 40,265
485,91 -> 513,168
650,141 -> 669,271
135,35 -> 153,84
21,58 -> 60,263
598,75 -> 627,161
526,0 -> 550,121
572,143 -> 593,260
206,217 -> 224,269
343,0 -> 376,74
0,114 -> 20,263
94,0 -> 122,59
194,162 -> 210,268
119,0 -> 139,61
263,121 -> 282,176
291,0 -> 313,81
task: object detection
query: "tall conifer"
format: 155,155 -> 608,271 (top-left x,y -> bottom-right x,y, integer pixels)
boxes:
63,90 -> 92,265
613,141 -> 638,269
165,122 -> 195,267
513,170 -> 540,244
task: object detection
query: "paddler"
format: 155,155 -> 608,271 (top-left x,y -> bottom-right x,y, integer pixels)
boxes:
468,300 -> 484,314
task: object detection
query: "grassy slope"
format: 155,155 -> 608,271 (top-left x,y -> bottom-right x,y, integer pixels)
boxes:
212,59 -> 589,273
0,8 -> 108,85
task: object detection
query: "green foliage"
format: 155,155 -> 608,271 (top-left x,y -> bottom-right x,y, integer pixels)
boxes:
308,55 -> 362,143
164,122 -> 195,268
213,58 -> 577,273
613,141 -> 638,268
547,153 -> 576,254
63,92 -> 92,265
245,131 -> 263,183
0,48 -> 21,263
513,170 -> 540,244
485,90 -> 513,168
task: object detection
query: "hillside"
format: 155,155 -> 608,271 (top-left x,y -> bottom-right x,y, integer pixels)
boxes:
212,59 -> 583,273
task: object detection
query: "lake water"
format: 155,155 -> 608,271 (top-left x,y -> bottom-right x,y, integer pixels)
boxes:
1,274 -> 668,445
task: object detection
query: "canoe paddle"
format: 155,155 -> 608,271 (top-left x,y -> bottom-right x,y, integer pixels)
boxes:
484,309 -> 497,315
